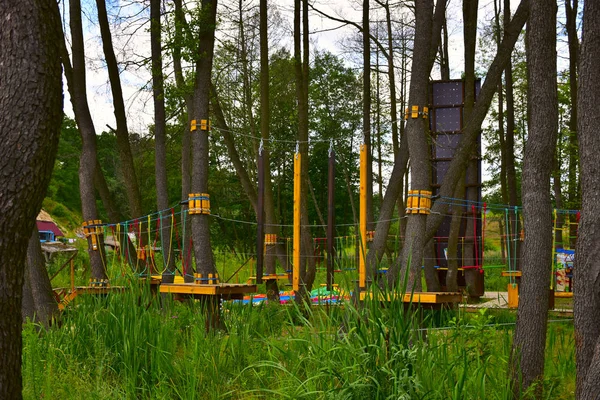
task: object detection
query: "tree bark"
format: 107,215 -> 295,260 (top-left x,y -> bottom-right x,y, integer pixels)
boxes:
66,0 -> 109,281
510,2 -> 557,396
363,0 -> 374,229
259,0 -> 281,300
574,2 -> 600,397
387,0 -> 434,290
462,0 -> 480,297
0,1 -> 62,397
424,0 -> 528,241
191,0 -> 218,277
22,227 -> 59,327
565,0 -> 579,248
504,0 -> 521,272
96,0 -> 143,218
150,0 -> 176,282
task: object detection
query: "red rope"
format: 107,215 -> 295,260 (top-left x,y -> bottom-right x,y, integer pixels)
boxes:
472,205 -> 479,269
480,203 -> 487,273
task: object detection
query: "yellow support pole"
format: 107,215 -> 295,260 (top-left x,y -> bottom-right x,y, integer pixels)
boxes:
359,144 -> 367,290
551,209 -> 557,290
293,151 -> 302,292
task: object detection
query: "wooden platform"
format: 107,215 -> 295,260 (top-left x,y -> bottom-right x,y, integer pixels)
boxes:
54,286 -> 126,310
246,274 -> 290,284
555,291 -> 573,298
359,291 -> 463,305
501,271 -> 522,277
144,275 -> 185,285
159,283 -> 257,300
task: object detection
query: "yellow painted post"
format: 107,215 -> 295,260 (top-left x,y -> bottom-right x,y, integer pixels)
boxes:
359,144 -> 367,290
507,283 -> 519,308
70,259 -> 75,291
293,152 -> 302,292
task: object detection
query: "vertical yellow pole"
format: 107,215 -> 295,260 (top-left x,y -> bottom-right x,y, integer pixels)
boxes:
293,152 -> 302,292
359,144 -> 367,290
70,259 -> 75,291
551,209 -> 557,289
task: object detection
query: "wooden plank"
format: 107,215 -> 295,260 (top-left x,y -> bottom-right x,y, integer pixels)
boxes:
555,291 -> 573,298
159,283 -> 257,296
501,271 -> 522,277
75,286 -> 126,295
359,291 -> 463,304
246,274 -> 289,284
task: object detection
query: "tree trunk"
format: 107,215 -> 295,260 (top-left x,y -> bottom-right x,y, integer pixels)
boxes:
259,0 -> 281,300
565,0 -> 579,248
423,0 -> 528,242
171,0 -> 194,277
0,1 -> 62,397
363,0 -> 374,229
504,0 -> 521,271
388,0 -> 434,290
150,0 -> 176,282
574,2 -> 600,397
370,0 -> 446,282
66,0 -> 109,281
439,12 -> 450,80
191,0 -> 218,278
382,0 -> 399,156
446,177 -> 466,292
22,227 -> 58,327
462,0 -> 480,298
96,0 -> 143,218
510,2 -> 557,396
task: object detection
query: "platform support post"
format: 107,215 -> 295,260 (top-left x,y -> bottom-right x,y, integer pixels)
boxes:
327,145 -> 335,291
256,144 -> 265,284
359,144 -> 367,290
293,150 -> 301,292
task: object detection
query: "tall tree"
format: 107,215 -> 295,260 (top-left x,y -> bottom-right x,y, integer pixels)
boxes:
259,0 -> 281,299
367,0 -> 446,285
387,0 -> 529,285
504,0 -> 521,272
96,0 -> 143,218
150,0 -> 176,281
462,0 -> 480,297
388,0 -> 434,289
65,0 -> 110,281
574,1 -> 600,397
191,0 -> 218,278
510,1 -> 557,395
294,0 -> 317,296
363,0 -> 374,228
565,0 -> 579,248
0,0 -> 63,397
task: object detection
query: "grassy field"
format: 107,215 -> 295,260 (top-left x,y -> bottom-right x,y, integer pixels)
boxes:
24,274 -> 575,399
29,218 -> 575,399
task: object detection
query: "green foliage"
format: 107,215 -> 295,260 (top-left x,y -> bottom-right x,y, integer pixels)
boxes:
22,281 -> 575,399
47,117 -> 82,214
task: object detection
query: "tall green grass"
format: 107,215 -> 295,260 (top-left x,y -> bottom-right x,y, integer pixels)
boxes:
22,279 -> 575,399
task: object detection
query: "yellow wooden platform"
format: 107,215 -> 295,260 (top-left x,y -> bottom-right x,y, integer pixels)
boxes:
54,286 -> 126,310
501,271 -> 522,277
555,291 -> 573,298
246,274 -> 289,284
159,283 -> 257,299
359,291 -> 463,304
146,275 -> 185,285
